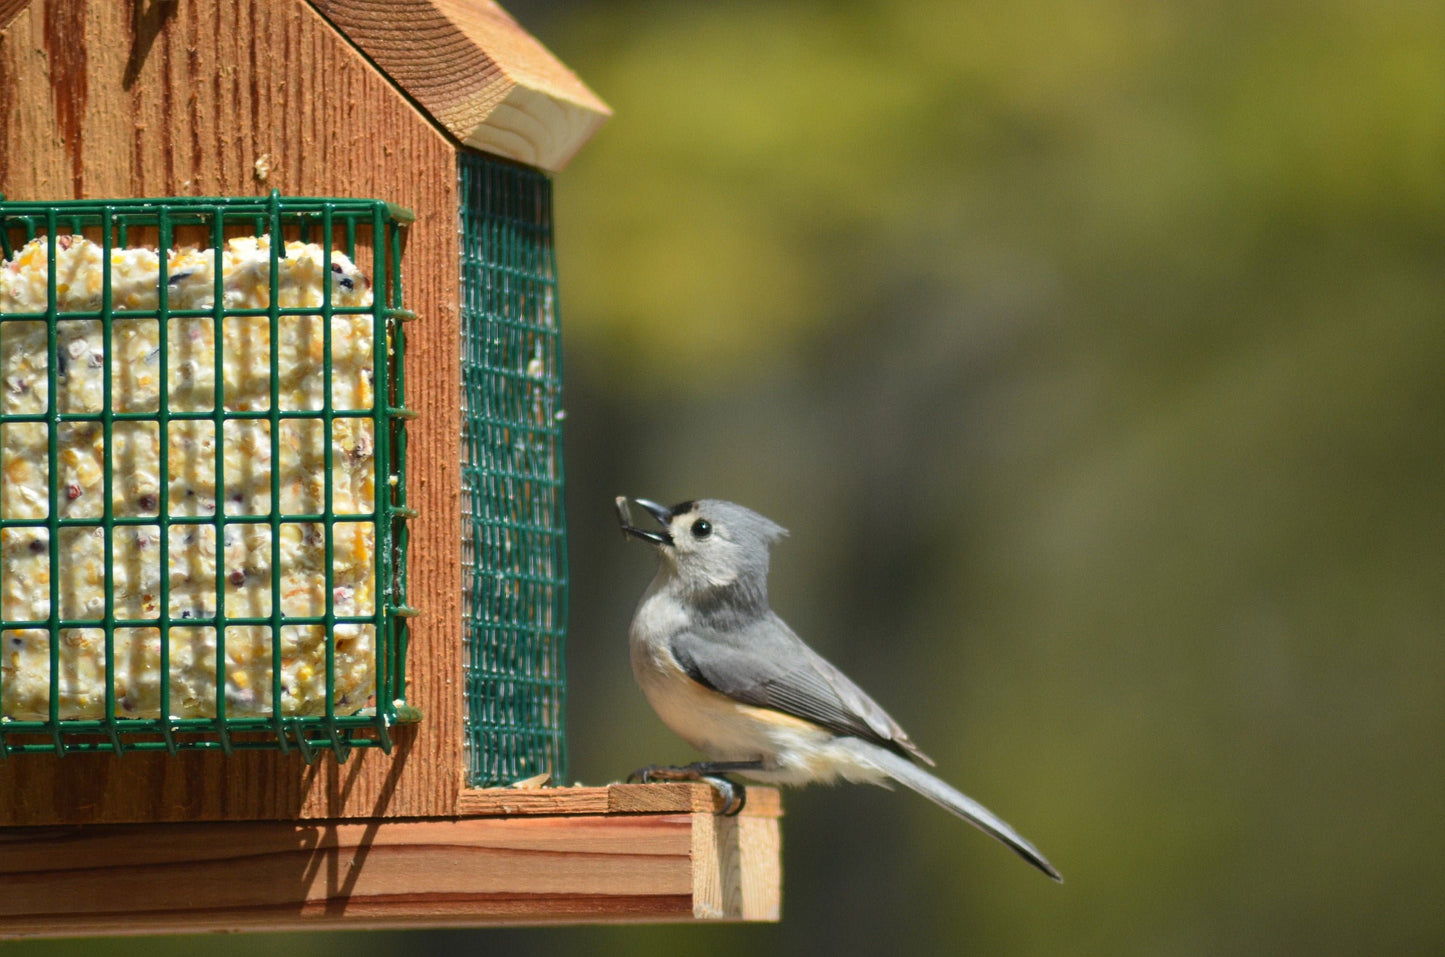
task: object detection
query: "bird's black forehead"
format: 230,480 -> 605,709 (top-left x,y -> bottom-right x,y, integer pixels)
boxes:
669,500 -> 697,517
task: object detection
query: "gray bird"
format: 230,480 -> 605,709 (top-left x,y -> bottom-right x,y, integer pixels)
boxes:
617,496 -> 1062,882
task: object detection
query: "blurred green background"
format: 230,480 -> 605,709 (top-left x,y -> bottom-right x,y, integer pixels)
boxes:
11,0 -> 1443,954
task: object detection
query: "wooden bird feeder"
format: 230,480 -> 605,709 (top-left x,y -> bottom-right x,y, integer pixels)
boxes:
0,0 -> 781,934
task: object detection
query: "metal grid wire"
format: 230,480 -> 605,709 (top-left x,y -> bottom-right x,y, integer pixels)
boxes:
0,192 -> 415,760
459,151 -> 568,787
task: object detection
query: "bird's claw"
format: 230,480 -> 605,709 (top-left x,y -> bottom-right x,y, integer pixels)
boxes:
702,774 -> 747,816
627,763 -> 689,784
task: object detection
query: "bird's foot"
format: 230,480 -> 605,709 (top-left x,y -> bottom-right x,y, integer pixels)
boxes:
701,774 -> 747,816
626,763 -> 695,784
625,762 -> 751,816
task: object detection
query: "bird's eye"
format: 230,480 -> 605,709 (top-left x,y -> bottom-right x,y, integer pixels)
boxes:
691,519 -> 712,539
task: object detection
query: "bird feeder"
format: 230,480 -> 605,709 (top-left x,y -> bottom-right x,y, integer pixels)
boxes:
0,0 -> 780,934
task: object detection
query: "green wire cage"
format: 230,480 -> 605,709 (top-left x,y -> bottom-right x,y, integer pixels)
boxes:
460,152 -> 569,788
0,160 -> 571,781
0,192 -> 415,761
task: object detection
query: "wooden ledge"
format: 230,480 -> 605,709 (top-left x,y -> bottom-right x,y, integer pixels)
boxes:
455,781 -> 785,818
0,784 -> 781,936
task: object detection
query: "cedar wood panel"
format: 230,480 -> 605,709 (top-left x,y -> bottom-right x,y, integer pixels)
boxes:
0,0 -> 463,824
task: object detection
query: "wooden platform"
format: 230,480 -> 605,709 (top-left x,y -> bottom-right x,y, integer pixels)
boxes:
0,783 -> 782,936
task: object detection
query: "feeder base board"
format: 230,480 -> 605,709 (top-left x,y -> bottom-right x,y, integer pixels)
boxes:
0,783 -> 781,935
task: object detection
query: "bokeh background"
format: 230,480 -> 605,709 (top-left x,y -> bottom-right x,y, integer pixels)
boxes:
12,0 -> 1444,954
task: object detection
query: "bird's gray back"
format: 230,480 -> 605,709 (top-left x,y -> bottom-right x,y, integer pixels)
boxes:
668,610 -> 933,766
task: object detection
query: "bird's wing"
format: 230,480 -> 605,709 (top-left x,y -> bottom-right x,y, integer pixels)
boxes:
670,615 -> 935,766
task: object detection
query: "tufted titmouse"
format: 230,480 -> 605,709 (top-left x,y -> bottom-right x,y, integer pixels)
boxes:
617,496 -> 1062,881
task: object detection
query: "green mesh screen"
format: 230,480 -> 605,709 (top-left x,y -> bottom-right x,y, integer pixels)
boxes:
459,151 -> 568,787
0,192 -> 415,761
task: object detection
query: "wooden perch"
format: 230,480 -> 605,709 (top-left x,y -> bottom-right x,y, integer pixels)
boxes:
0,783 -> 781,935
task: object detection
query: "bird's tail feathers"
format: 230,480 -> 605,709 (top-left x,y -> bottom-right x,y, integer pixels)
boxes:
844,737 -> 1063,882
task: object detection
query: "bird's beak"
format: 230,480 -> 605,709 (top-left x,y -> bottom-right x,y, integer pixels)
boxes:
616,496 -> 674,547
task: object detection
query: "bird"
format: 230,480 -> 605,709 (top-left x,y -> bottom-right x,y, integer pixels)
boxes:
616,495 -> 1062,882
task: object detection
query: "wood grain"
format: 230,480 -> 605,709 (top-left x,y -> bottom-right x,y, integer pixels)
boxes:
0,0 -> 463,826
0,0 -> 25,33
0,786 -> 782,934
307,0 -> 609,170
455,783 -> 786,818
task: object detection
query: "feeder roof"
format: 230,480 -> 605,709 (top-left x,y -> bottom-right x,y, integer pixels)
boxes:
0,0 -> 610,172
